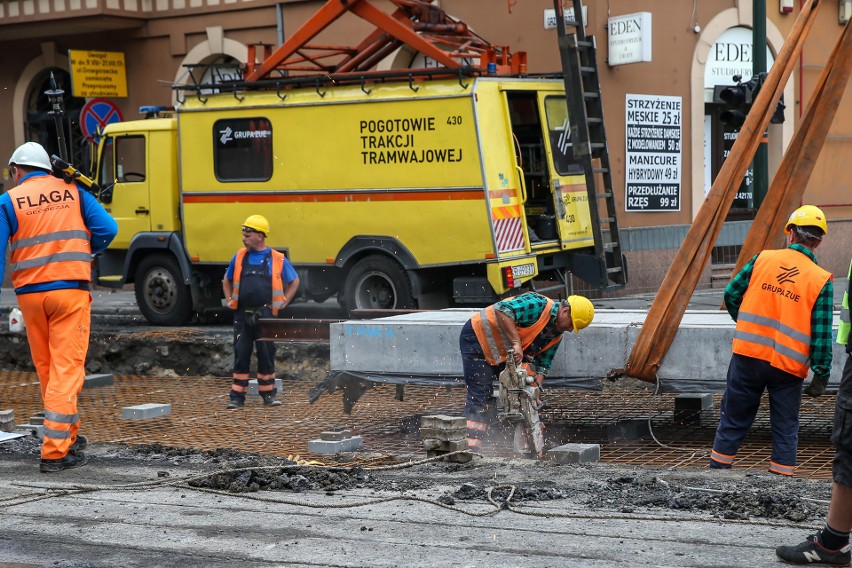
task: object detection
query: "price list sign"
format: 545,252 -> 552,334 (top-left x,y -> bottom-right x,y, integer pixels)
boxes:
625,94 -> 682,212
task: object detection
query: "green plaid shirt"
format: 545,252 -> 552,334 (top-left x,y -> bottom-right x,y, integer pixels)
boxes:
724,244 -> 833,382
494,292 -> 563,375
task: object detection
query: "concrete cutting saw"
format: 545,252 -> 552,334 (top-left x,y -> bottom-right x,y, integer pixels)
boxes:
497,349 -> 545,457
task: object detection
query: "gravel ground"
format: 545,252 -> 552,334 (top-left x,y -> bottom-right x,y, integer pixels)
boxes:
0,435 -> 832,526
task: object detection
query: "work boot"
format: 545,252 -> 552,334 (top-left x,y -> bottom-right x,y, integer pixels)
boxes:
262,396 -> 282,407
227,399 -> 244,410
776,533 -> 852,565
40,451 -> 89,473
70,434 -> 88,454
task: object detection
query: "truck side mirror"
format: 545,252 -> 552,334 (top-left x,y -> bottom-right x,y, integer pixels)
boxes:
99,184 -> 114,204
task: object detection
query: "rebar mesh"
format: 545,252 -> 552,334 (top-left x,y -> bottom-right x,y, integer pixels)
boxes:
0,371 -> 835,478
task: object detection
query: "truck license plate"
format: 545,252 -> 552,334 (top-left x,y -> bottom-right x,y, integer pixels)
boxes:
511,263 -> 535,278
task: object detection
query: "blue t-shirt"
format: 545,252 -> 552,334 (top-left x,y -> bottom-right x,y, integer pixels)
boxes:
225,247 -> 298,283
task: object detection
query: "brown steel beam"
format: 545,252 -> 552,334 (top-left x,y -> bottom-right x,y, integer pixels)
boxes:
258,318 -> 338,342
349,309 -> 425,319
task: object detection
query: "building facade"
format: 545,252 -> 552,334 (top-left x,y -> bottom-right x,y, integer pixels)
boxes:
1,0 -> 849,294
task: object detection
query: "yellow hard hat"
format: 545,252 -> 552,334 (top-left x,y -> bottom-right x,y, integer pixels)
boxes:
785,205 -> 827,236
566,295 -> 594,333
242,214 -> 270,236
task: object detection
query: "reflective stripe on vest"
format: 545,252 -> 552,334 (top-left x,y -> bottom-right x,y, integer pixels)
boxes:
733,312 -> 811,365
8,176 -> 91,287
471,298 -> 556,365
838,261 -> 851,346
731,248 -> 831,379
231,248 -> 287,315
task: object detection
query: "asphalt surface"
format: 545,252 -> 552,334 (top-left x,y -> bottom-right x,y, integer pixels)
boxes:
0,444 -> 826,568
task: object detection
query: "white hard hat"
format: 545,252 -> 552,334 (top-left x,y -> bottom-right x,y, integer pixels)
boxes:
9,142 -> 52,171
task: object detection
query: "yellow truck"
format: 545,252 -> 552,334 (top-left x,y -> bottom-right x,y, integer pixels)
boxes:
91,75 -> 623,324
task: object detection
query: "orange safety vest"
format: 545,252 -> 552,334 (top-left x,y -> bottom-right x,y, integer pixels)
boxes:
471,297 -> 562,366
731,248 -> 832,378
8,175 -> 92,287
229,247 -> 287,315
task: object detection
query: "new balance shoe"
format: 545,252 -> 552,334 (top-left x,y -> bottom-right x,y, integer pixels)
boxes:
227,400 -> 244,410
40,451 -> 89,473
262,397 -> 282,406
776,533 -> 851,566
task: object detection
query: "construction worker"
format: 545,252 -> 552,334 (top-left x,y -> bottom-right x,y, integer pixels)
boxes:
223,215 -> 299,409
0,142 -> 117,473
460,291 -> 594,449
776,258 -> 851,565
710,204 -> 833,476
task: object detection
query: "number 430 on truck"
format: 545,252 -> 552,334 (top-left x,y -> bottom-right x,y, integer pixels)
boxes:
89,1 -> 627,324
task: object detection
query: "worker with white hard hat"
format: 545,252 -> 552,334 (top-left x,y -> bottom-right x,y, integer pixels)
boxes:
1,141 -> 117,473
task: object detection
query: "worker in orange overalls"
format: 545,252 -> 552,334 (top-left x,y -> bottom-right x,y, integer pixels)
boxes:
0,142 -> 117,473
460,291 -> 595,449
710,205 -> 833,476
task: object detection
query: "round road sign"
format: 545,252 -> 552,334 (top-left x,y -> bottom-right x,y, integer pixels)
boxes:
80,98 -> 124,142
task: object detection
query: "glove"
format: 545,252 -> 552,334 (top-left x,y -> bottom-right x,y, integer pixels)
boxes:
803,378 -> 827,398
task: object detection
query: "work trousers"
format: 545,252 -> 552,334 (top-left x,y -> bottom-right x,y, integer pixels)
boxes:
833,352 -> 852,486
18,289 -> 91,460
711,353 -> 803,475
460,320 -> 502,447
230,307 -> 277,403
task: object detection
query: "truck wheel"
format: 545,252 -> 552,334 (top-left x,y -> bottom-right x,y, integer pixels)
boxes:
342,255 -> 414,313
134,254 -> 193,325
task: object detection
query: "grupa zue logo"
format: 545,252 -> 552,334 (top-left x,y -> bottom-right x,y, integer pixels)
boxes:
219,126 -> 271,145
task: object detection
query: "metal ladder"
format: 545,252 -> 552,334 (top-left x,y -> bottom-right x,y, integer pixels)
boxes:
553,0 -> 627,290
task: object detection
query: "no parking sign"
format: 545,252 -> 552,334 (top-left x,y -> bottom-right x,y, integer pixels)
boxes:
80,98 -> 123,142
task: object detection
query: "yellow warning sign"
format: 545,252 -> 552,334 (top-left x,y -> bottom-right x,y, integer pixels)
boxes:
69,50 -> 128,98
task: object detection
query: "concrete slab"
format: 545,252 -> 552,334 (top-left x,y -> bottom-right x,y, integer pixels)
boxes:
320,430 -> 353,441
419,427 -> 464,441
330,309 -> 848,392
420,415 -> 466,429
674,393 -> 715,426
83,373 -> 115,388
307,436 -> 363,454
247,378 -> 283,396
0,409 -> 15,433
121,403 -> 171,420
675,393 -> 714,410
16,424 -> 43,439
422,439 -> 468,452
547,443 -> 601,464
